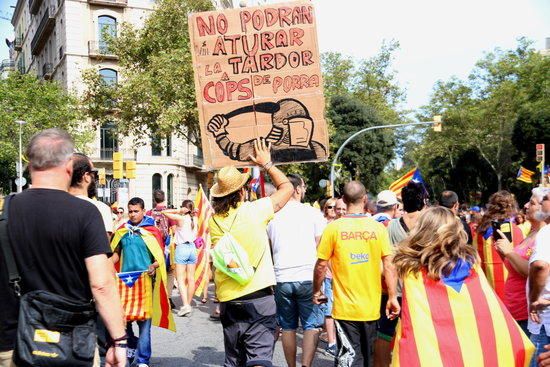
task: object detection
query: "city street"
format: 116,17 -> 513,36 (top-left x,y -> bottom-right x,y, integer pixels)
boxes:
148,284 -> 334,367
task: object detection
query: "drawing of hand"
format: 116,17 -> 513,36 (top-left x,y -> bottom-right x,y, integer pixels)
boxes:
208,114 -> 229,137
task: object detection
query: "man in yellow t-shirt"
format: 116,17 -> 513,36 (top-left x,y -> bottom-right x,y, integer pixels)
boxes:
313,181 -> 400,367
209,138 -> 294,367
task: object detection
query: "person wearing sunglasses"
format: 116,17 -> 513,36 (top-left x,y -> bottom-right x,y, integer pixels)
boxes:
323,198 -> 337,223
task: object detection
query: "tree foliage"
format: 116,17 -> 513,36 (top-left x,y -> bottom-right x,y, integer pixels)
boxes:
81,0 -> 213,144
0,73 -> 90,193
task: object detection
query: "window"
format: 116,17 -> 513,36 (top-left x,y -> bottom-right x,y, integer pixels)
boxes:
100,122 -> 118,159
152,173 -> 162,192
151,136 -> 162,156
167,174 -> 174,207
99,68 -> 117,86
166,135 -> 172,157
98,15 -> 116,52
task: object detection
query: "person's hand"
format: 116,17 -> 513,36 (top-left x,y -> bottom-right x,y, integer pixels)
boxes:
147,263 -> 157,276
539,344 -> 550,366
248,138 -> 271,167
530,298 -> 550,323
180,207 -> 191,215
386,296 -> 401,320
494,230 -> 514,256
312,291 -> 327,305
207,114 -> 229,137
105,345 -> 127,367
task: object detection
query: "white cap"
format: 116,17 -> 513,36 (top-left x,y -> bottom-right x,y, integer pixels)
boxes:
376,190 -> 398,207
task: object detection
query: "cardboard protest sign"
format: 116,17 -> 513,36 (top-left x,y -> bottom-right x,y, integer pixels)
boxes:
189,1 -> 329,169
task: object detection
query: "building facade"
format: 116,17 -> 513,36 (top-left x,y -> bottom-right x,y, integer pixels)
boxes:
10,0 -> 207,208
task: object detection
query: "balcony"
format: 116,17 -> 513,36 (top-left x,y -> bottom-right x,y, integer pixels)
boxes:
181,154 -> 204,169
29,0 -> 43,15
100,147 -> 115,160
0,59 -> 15,73
42,63 -> 53,80
14,37 -> 22,51
88,41 -> 118,60
31,8 -> 55,55
87,0 -> 127,8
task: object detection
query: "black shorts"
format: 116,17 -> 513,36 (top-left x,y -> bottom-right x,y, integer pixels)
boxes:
376,294 -> 402,341
335,319 -> 377,367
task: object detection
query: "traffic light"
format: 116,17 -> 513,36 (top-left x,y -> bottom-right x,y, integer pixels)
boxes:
98,168 -> 106,185
126,161 -> 136,179
433,115 -> 442,132
113,152 -> 123,179
536,144 -> 545,162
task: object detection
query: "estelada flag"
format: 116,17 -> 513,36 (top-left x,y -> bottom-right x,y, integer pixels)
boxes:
193,185 -> 214,297
117,270 -> 152,322
392,261 -> 534,367
517,166 -> 535,184
389,168 -> 424,194
475,223 -> 523,300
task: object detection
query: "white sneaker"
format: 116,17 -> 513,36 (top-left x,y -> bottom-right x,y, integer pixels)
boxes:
177,305 -> 192,317
137,364 -> 149,367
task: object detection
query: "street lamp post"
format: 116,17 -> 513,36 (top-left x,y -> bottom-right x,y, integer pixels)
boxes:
329,118 -> 442,197
16,120 -> 26,193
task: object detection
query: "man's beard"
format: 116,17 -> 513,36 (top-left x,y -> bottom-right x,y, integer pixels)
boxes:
87,179 -> 97,199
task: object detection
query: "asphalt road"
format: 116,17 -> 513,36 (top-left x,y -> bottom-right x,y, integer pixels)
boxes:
146,283 -> 335,367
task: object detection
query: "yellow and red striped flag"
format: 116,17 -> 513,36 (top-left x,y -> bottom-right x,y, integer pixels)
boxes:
389,168 -> 417,194
517,166 -> 535,184
117,270 -> 152,321
194,185 -> 214,297
392,262 -> 533,366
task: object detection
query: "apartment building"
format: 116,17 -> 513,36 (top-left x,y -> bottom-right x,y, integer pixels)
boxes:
10,0 -> 207,208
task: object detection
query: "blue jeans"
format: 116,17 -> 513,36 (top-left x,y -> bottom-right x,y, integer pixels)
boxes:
127,318 -> 152,366
530,325 -> 549,367
275,281 -> 324,331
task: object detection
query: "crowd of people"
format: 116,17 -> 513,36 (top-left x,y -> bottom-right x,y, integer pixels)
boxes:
1,129 -> 550,367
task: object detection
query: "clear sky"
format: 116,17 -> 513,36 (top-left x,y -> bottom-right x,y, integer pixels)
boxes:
1,0 -> 549,110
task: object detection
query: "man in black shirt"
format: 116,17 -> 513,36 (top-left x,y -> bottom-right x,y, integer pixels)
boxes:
1,129 -> 127,367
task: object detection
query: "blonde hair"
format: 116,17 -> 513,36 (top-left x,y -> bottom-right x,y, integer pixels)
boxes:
394,207 -> 477,280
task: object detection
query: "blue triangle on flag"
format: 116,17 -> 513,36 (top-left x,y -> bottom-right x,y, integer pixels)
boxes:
442,259 -> 472,293
117,270 -> 144,288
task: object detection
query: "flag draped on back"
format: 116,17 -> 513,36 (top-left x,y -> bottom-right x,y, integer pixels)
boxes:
117,271 -> 152,321
194,185 -> 214,297
389,168 -> 424,194
111,223 -> 176,332
517,166 -> 535,183
392,262 -> 534,367
474,224 -> 523,300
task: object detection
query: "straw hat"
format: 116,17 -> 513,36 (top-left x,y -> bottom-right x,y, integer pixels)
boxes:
210,166 -> 250,198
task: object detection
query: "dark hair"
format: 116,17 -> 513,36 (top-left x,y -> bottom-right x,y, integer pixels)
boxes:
287,173 -> 303,190
117,207 -> 124,213
181,199 -> 195,229
128,197 -> 145,209
402,181 -> 427,213
212,189 -> 242,217
440,190 -> 459,209
70,153 -> 92,188
153,189 -> 165,204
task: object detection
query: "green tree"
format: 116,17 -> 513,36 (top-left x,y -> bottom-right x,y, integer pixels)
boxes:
82,0 -> 213,144
0,73 -> 89,193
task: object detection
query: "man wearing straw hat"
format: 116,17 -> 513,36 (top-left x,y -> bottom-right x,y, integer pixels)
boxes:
209,138 -> 294,367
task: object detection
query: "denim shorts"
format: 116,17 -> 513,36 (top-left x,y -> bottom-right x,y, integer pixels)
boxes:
320,278 -> 333,317
175,242 -> 197,265
274,281 -> 324,331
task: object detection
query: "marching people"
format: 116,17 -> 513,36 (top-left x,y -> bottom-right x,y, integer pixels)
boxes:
209,138 -> 294,367
267,173 -> 326,367
439,190 -> 473,245
313,181 -> 400,367
162,200 -> 198,317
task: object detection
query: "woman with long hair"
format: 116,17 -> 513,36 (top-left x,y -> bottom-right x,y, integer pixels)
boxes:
494,188 -> 549,337
391,207 -> 533,366
476,190 -> 524,299
162,199 -> 197,316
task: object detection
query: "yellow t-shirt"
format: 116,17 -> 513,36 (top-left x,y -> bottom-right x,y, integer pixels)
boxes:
209,197 -> 275,302
317,215 -> 392,321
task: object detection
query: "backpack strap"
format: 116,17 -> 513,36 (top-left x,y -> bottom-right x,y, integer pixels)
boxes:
0,194 -> 21,296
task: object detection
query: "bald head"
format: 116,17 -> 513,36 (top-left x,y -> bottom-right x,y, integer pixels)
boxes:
343,181 -> 366,205
26,128 -> 74,171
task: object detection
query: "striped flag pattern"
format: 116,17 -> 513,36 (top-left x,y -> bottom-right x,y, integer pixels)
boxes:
193,185 -> 214,297
392,266 -> 534,366
117,271 -> 152,322
517,166 -> 535,183
389,168 -> 423,194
